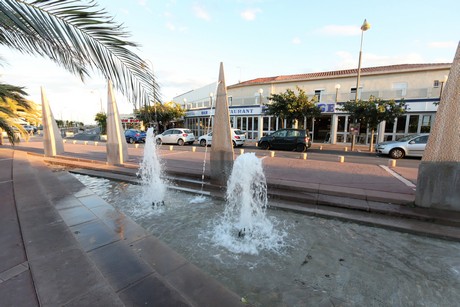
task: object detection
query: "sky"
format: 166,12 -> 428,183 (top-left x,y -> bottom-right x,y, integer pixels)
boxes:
1,0 -> 459,124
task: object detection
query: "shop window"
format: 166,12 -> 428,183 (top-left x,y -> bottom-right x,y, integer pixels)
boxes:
385,120 -> 394,133
396,116 -> 407,133
253,117 -> 258,130
337,116 -> 346,132
408,115 -> 419,133
263,117 -> 269,130
433,80 -> 440,88
421,115 -> 431,133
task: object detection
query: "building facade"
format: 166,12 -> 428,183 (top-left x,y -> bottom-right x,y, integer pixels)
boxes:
173,63 -> 451,144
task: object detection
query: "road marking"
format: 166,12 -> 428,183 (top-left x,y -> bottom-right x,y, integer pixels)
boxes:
379,165 -> 416,189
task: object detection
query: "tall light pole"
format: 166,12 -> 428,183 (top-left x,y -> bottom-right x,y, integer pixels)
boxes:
439,75 -> 448,100
335,84 -> 341,103
351,18 -> 371,151
259,88 -> 264,104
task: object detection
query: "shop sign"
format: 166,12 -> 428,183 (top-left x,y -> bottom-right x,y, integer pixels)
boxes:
317,103 -> 336,113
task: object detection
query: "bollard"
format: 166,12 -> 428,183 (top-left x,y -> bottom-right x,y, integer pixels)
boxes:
270,151 -> 275,158
319,145 -> 323,150
338,155 -> 345,163
388,159 -> 397,168
301,153 -> 307,160
192,146 -> 196,152
169,145 -> 174,151
94,142 -> 98,146
72,140 -> 77,144
344,147 -> 348,152
135,144 -> 139,148
63,139 -> 67,143
240,148 -> 245,155
84,141 -> 88,145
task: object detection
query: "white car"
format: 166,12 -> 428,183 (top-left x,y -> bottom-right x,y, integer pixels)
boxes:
155,128 -> 195,146
198,129 -> 246,147
375,133 -> 429,159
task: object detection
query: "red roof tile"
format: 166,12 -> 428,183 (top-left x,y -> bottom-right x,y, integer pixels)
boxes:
229,63 -> 451,87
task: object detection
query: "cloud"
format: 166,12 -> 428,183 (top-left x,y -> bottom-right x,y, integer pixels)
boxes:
240,8 -> 261,21
166,21 -> 175,31
193,4 -> 211,21
315,25 -> 360,36
428,41 -> 457,48
292,37 -> 301,45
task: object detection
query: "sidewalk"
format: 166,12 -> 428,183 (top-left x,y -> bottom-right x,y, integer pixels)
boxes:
2,139 -> 460,305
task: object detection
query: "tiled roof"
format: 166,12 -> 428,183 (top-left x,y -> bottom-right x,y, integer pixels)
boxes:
229,63 -> 451,88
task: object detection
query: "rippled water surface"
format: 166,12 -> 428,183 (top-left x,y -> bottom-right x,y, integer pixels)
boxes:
74,174 -> 460,307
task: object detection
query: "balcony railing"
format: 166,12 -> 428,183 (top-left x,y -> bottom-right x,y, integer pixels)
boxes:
182,87 -> 442,110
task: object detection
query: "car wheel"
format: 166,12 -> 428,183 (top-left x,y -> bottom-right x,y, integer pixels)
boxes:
129,137 -> 135,144
232,141 -> 236,147
295,143 -> 306,152
177,139 -> 185,146
259,142 -> 269,150
390,148 -> 405,159
156,138 -> 162,145
200,139 -> 207,147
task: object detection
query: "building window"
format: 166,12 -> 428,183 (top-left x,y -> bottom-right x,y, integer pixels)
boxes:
408,115 -> 419,133
433,80 -> 440,88
314,90 -> 322,101
396,116 -> 407,133
421,115 -> 431,133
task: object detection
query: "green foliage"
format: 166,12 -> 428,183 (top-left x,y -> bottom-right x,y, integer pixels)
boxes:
0,84 -> 39,144
338,96 -> 406,130
0,0 -> 159,108
94,112 -> 107,134
265,86 -> 321,126
137,101 -> 185,128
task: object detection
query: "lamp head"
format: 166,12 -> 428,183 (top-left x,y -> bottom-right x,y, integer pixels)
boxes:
259,88 -> 264,94
335,84 -> 341,90
361,19 -> 371,31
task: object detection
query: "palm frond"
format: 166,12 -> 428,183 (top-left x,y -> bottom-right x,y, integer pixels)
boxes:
0,0 -> 160,108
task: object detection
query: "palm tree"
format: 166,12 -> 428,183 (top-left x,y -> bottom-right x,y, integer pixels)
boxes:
0,0 -> 159,111
0,83 -> 37,144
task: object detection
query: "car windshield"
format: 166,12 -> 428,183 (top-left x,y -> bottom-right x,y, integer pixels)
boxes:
233,130 -> 245,135
396,134 -> 420,142
183,129 -> 193,134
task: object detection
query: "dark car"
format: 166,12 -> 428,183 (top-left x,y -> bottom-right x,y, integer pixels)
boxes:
257,128 -> 311,152
124,129 -> 146,143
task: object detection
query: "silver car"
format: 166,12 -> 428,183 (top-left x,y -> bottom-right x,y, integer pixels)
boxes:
375,133 -> 429,159
198,128 -> 246,147
155,128 -> 195,146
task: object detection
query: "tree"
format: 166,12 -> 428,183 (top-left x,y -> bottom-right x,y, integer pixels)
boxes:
0,83 -> 40,144
338,96 -> 406,152
0,0 -> 159,110
137,101 -> 185,132
94,112 -> 107,134
266,86 -> 321,128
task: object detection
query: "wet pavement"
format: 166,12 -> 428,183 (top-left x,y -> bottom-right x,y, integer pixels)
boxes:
1,136 -> 460,306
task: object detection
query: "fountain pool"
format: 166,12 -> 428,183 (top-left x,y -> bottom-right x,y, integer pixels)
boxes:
74,173 -> 460,306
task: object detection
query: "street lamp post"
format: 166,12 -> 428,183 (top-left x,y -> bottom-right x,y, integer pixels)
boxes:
439,75 -> 448,100
335,84 -> 341,103
259,88 -> 264,104
351,19 -> 371,151
209,92 -> 214,107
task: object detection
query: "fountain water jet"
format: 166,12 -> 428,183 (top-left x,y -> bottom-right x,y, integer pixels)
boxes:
211,153 -> 287,255
137,128 -> 167,208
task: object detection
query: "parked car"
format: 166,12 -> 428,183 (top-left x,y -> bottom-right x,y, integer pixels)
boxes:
155,128 -> 195,146
257,128 -> 311,152
375,133 -> 429,159
124,129 -> 146,143
21,124 -> 37,134
198,129 -> 246,147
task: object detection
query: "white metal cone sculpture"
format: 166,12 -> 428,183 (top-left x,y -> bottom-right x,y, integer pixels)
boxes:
41,87 -> 64,157
106,80 -> 129,165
